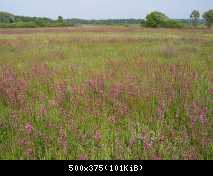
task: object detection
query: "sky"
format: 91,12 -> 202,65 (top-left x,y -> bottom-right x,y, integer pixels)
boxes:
0,0 -> 213,19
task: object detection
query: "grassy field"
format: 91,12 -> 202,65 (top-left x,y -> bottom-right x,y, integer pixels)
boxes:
0,26 -> 212,160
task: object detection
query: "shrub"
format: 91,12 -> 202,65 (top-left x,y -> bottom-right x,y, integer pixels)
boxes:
163,20 -> 184,28
145,11 -> 183,28
145,11 -> 169,28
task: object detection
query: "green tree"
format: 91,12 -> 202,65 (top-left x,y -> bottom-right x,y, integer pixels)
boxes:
190,10 -> 200,27
145,11 -> 183,28
145,11 -> 169,27
58,16 -> 63,23
0,11 -> 15,23
203,10 -> 213,28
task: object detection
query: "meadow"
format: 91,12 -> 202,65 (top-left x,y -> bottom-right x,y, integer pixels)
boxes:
0,26 -> 212,160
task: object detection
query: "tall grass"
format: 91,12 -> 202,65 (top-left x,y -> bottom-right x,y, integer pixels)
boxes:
0,27 -> 212,160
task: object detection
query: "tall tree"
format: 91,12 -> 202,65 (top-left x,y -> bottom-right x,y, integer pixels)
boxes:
203,10 -> 213,28
190,10 -> 200,27
58,16 -> 63,23
0,11 -> 15,23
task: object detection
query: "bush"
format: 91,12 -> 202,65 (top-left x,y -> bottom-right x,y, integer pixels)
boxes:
145,11 -> 183,28
145,11 -> 169,27
163,20 -> 184,28
15,22 -> 38,28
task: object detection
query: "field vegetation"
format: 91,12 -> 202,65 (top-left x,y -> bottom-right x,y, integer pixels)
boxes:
0,26 -> 212,159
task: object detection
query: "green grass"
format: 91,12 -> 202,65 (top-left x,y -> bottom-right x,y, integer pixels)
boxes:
0,26 -> 212,160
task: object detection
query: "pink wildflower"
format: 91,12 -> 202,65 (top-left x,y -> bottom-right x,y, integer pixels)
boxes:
129,136 -> 137,146
79,155 -> 88,160
25,123 -> 33,135
209,88 -> 213,96
199,107 -> 207,126
59,128 -> 68,152
153,155 -> 161,160
94,130 -> 101,143
39,104 -> 47,117
157,100 -> 165,119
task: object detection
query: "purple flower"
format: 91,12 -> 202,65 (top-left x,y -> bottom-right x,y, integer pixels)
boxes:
79,155 -> 88,160
25,123 -> 33,135
153,155 -> 161,160
109,83 -> 124,99
94,130 -> 101,143
188,102 -> 198,128
88,79 -> 96,90
72,84 -> 78,95
129,136 -> 136,146
199,107 -> 207,125
39,104 -> 47,117
97,78 -> 104,95
209,88 -> 213,96
59,128 -> 68,152
157,100 -> 165,119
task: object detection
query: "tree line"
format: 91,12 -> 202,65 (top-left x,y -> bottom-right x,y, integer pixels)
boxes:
0,10 -> 213,28
0,12 -> 73,28
144,10 -> 213,28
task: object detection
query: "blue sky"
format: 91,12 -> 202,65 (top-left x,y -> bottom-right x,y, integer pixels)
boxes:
1,0 -> 213,19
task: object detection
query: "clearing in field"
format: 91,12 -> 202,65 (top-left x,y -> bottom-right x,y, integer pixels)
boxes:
0,26 -> 212,159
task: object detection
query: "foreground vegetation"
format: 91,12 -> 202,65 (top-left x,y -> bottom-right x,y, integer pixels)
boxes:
0,26 -> 212,160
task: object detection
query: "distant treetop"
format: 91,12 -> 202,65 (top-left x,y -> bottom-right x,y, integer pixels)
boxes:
203,9 -> 213,28
0,11 -> 15,23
